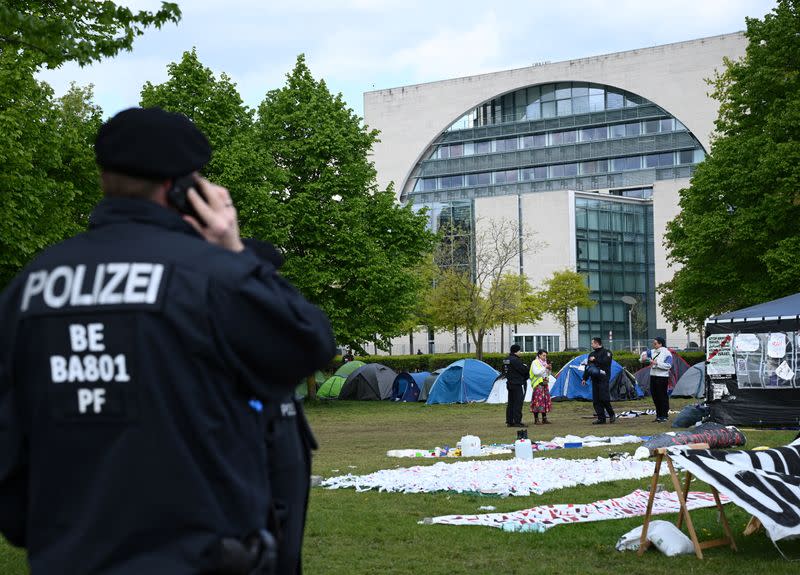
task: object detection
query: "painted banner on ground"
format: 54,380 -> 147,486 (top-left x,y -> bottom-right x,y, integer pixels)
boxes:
423,489 -> 728,531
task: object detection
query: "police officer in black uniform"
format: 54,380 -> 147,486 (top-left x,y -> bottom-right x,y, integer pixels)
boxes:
503,344 -> 529,427
0,107 -> 336,574
588,337 -> 616,424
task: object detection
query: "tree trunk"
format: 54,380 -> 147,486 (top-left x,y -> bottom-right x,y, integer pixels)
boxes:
409,331 -> 414,356
306,374 -> 317,401
475,330 -> 484,361
562,311 -> 570,349
500,322 -> 504,352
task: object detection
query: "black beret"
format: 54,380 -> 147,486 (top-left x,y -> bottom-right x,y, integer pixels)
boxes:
95,107 -> 211,178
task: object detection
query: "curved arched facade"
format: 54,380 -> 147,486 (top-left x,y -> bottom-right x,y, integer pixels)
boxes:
364,33 -> 747,354
405,81 -> 706,204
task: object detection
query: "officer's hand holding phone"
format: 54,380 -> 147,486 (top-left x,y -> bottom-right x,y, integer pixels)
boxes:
181,176 -> 245,253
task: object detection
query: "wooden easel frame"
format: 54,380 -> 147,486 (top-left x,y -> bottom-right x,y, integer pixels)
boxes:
638,443 -> 737,559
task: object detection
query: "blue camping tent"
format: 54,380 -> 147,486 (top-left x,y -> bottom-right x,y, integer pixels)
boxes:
391,371 -> 429,402
550,354 -> 642,401
426,359 -> 499,404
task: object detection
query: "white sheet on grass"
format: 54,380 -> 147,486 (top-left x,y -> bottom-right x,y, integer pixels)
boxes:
322,456 -> 660,497
424,488 -> 729,530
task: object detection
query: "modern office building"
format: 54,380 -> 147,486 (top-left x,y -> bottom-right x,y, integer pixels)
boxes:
364,33 -> 747,354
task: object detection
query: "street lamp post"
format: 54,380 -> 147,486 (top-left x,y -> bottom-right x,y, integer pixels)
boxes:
621,296 -> 637,352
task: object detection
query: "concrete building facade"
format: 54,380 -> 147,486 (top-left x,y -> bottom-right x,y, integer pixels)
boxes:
363,33 -> 747,355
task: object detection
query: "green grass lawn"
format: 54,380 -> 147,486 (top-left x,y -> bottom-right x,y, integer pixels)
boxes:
302,398 -> 800,574
2,397 -> 798,573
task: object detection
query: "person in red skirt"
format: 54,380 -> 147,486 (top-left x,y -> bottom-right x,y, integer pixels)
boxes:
529,349 -> 553,424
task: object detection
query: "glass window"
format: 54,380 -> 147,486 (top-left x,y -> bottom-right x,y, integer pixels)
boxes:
555,83 -> 571,99
495,137 -> 518,152
626,123 -> 641,136
572,84 -> 589,97
421,178 -> 436,191
645,153 -> 673,168
466,172 -> 491,186
589,94 -> 605,111
613,156 -> 641,171
582,126 -> 607,141
557,99 -> 572,116
607,91 -> 624,109
534,166 -> 547,179
541,85 -> 555,101
522,133 -> 546,148
564,163 -> 578,177
475,140 -> 491,154
550,164 -> 565,178
572,96 -> 589,114
463,142 -> 474,156
441,175 -> 463,189
542,101 -> 556,118
450,144 -> 464,158
577,239 -> 588,258
610,124 -> 626,139
678,150 -> 694,164
494,170 -> 518,184
624,93 -> 641,107
660,119 -> 673,132
438,146 -> 450,159
643,120 -> 660,134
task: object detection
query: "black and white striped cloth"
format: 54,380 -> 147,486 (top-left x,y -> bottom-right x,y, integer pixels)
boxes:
668,438 -> 800,541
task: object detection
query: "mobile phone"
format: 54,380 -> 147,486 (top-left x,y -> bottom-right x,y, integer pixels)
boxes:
167,175 -> 206,225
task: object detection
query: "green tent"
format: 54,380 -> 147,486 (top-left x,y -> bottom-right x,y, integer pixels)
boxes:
318,361 -> 365,398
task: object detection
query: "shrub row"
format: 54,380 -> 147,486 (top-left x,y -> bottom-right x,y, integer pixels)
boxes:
327,350 -> 705,376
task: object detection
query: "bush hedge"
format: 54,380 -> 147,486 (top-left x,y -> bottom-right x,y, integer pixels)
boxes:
327,350 -> 705,376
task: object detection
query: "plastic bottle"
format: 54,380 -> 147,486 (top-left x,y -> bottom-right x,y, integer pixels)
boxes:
514,438 -> 533,460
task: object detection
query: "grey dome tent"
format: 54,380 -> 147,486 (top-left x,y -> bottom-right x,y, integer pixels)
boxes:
318,360 -> 365,399
705,292 -> 800,427
338,363 -> 398,400
418,369 -> 444,402
672,362 -> 706,398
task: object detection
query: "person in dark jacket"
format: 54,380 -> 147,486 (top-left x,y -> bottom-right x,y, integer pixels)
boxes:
586,337 -> 615,424
503,344 -> 529,427
0,107 -> 336,575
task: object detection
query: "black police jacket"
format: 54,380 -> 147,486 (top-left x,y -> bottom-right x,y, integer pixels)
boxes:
503,354 -> 528,386
588,347 -> 613,380
0,198 -> 336,574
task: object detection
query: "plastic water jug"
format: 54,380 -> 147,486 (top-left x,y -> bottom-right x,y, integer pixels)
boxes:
514,438 -> 533,460
460,435 -> 481,457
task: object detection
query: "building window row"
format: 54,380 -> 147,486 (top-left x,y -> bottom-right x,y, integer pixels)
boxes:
433,119 -> 684,160
513,334 -> 560,353
448,82 -> 650,130
414,150 -> 703,191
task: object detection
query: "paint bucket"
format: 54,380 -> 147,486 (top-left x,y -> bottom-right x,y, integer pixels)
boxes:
514,438 -> 533,460
460,435 -> 481,457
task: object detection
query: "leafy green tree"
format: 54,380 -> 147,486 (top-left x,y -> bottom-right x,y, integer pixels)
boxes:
540,269 -> 595,349
0,1 -> 180,69
1,1 -> 180,286
140,49 -> 254,182
0,57 -> 102,286
254,55 -> 436,351
661,0 -> 800,325
428,219 -> 543,359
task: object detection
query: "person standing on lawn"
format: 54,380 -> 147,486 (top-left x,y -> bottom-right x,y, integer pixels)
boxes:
529,349 -> 552,424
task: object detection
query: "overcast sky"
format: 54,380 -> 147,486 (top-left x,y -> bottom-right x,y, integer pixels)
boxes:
38,0 -> 777,119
